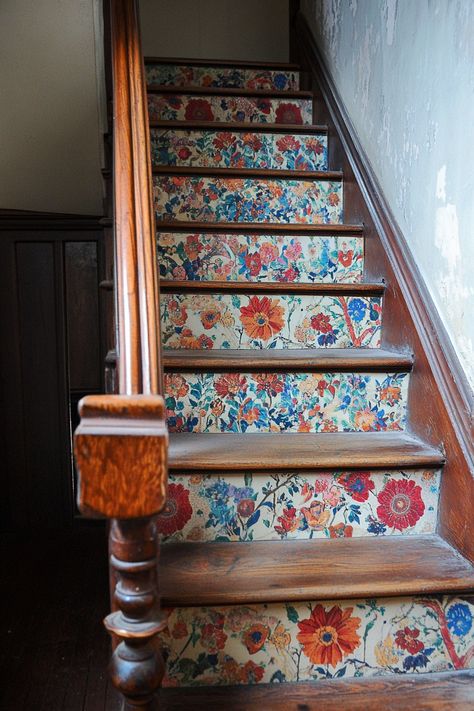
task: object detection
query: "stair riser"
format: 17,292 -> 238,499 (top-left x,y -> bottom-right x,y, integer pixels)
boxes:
148,94 -> 313,124
161,293 -> 382,349
162,595 -> 474,687
164,371 -> 408,434
158,470 -> 440,542
151,129 -> 328,171
146,65 -> 300,91
153,176 -> 343,224
158,232 -> 363,283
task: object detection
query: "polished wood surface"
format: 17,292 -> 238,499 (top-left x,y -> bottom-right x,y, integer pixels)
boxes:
160,670 -> 474,711
150,119 -> 329,133
152,166 -> 343,179
112,0 -> 162,396
148,85 -> 312,98
163,347 -> 413,372
160,279 -> 385,295
169,432 -> 444,471
145,56 -> 300,70
155,219 -> 364,234
161,535 -> 474,606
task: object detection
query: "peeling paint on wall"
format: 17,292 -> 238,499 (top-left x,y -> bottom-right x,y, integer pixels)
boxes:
301,0 -> 474,388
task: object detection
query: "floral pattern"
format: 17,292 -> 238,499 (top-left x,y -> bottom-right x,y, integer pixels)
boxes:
161,293 -> 382,349
145,64 -> 300,91
151,129 -> 328,171
159,470 -> 440,542
162,595 -> 474,687
148,94 -> 313,124
164,372 -> 408,433
158,232 -> 363,283
153,176 -> 343,224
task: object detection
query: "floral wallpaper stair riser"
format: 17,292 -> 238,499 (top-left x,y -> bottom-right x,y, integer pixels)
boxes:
157,470 -> 440,542
164,371 -> 408,434
157,233 -> 363,284
162,596 -> 474,687
161,293 -> 382,349
148,94 -> 313,124
146,64 -> 300,91
153,176 -> 342,224
151,130 -> 328,171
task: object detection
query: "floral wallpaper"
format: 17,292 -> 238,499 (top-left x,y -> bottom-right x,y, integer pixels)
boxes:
157,232 -> 363,283
150,129 -> 328,171
160,293 -> 382,349
157,469 -> 440,542
164,371 -> 408,434
153,176 -> 343,224
162,595 -> 474,687
148,94 -> 313,124
145,64 -> 300,91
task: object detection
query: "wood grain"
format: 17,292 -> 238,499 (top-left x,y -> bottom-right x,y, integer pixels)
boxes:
150,119 -> 329,133
155,220 -> 363,234
160,279 -> 385,295
159,669 -> 474,711
74,394 -> 168,519
148,85 -> 312,98
163,347 -> 414,372
144,56 -> 300,70
160,535 -> 474,606
152,166 -> 343,180
169,432 -> 444,471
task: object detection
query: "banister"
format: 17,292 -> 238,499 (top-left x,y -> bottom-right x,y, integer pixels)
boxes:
73,1 -> 168,708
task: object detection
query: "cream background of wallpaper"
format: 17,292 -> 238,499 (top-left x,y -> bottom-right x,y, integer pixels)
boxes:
301,0 -> 474,388
139,0 -> 289,61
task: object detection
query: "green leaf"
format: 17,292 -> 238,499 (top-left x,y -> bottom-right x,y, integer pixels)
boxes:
286,604 -> 299,623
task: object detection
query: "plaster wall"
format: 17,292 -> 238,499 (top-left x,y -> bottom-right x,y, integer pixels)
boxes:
139,0 -> 289,62
301,0 -> 474,387
0,0 -> 105,215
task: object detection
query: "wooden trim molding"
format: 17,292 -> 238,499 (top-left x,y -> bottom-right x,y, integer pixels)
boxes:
294,12 -> 474,560
0,209 -> 104,231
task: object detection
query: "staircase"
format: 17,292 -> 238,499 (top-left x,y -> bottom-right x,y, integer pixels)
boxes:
142,56 -> 474,696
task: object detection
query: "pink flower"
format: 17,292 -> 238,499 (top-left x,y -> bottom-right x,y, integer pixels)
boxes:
172,265 -> 186,280
285,241 -> 303,261
259,243 -> 279,265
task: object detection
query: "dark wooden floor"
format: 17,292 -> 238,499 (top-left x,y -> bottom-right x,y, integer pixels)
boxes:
0,526 -> 122,711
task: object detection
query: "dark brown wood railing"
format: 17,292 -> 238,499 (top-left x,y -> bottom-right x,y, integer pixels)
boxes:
74,1 -> 167,708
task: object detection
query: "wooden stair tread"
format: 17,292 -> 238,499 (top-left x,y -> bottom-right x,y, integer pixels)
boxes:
160,535 -> 474,606
160,669 -> 474,711
149,119 -> 328,133
144,56 -> 300,71
160,280 -> 384,295
169,432 -> 444,471
155,220 -> 364,234
163,347 -> 413,371
148,85 -> 312,98
152,166 -> 342,179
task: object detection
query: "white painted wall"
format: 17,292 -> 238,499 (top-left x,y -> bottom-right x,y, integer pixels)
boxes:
302,0 -> 474,387
139,0 -> 289,62
0,0 -> 105,215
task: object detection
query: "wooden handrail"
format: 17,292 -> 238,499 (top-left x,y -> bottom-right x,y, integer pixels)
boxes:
112,0 -> 162,395
73,1 -> 168,708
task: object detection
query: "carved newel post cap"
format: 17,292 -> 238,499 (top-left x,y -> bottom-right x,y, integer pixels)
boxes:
74,394 -> 168,519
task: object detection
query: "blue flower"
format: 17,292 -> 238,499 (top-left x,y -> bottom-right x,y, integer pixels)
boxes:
274,73 -> 288,90
366,516 -> 387,535
318,330 -> 339,346
347,298 -> 367,322
403,651 -> 431,670
447,603 -> 473,637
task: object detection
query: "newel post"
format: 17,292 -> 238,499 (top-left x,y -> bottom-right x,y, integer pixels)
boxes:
74,394 -> 168,709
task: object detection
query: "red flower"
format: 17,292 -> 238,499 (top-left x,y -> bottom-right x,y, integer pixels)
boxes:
297,605 -> 361,667
328,192 -> 340,206
201,623 -> 228,653
377,479 -> 425,531
395,627 -> 424,655
276,135 -> 301,152
310,313 -> 333,333
283,267 -> 298,281
177,147 -> 192,160
243,623 -> 270,654
198,334 -> 214,349
245,252 -> 262,276
184,98 -> 214,121
256,99 -> 271,115
215,373 -> 247,398
338,249 -> 354,267
237,499 -> 255,518
329,523 -> 353,538
157,483 -> 192,536
240,296 -> 284,341
275,506 -> 300,535
213,132 -> 236,150
254,373 -> 285,397
342,472 -> 375,502
275,102 -> 304,124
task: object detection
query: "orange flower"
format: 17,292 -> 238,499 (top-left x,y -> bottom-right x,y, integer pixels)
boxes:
242,623 -> 270,654
329,523 -> 353,538
215,373 -> 247,398
380,385 -> 402,405
300,501 -> 330,530
240,296 -> 284,341
328,192 -> 340,206
297,604 -> 361,667
200,307 -> 221,329
354,408 -> 378,431
165,373 -> 189,399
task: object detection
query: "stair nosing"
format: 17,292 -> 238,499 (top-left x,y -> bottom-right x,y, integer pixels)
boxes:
152,166 -> 342,180
144,57 -> 301,71
160,279 -> 384,295
163,348 -> 413,372
149,120 -> 328,134
155,220 -> 364,234
147,85 -> 313,99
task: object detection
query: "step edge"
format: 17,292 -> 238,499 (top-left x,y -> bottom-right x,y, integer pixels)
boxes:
152,166 -> 342,180
144,57 -> 301,71
149,120 -> 329,133
147,85 -> 313,98
160,279 -> 385,295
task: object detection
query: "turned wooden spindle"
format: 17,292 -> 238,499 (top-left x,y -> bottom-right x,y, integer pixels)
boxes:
74,394 -> 168,710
